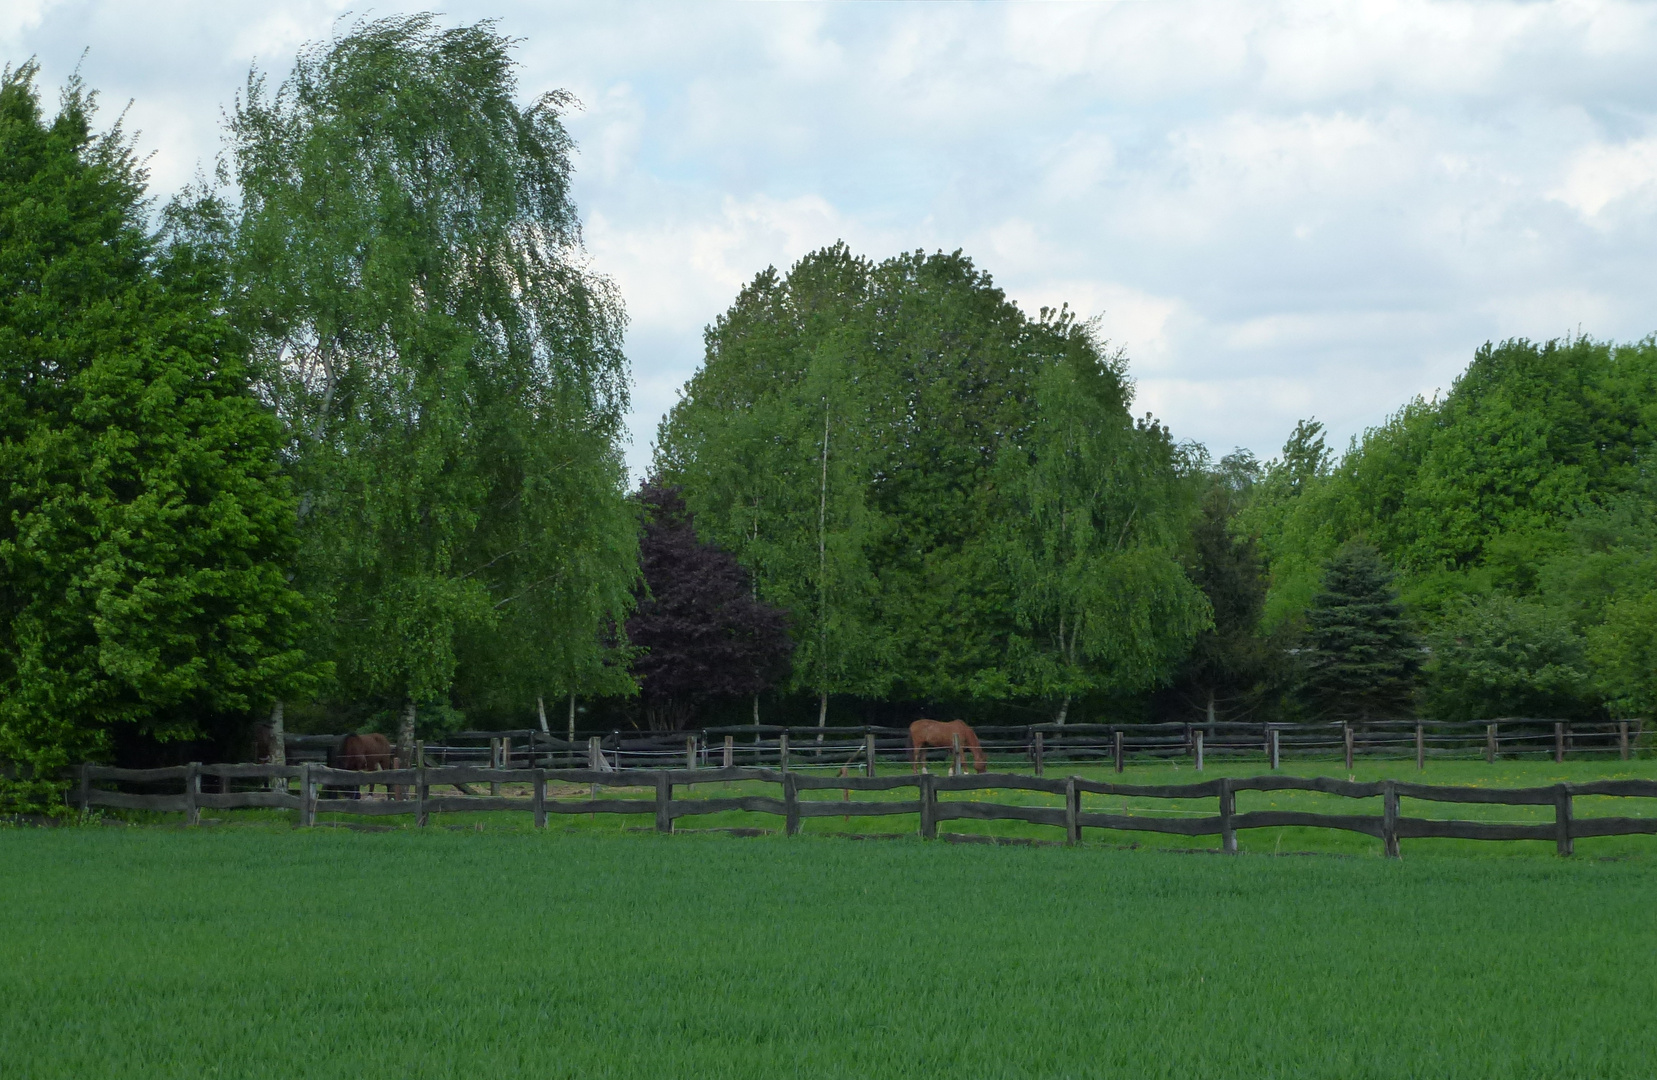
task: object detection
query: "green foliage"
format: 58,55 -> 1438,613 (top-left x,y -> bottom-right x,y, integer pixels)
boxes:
1425,595 -> 1595,721
0,65 -> 313,809
656,246 -> 1205,715
1246,337 -> 1657,723
219,15 -> 637,731
1588,591 -> 1657,720
1237,419 -> 1336,631
1165,451 -> 1283,721
995,339 -> 1210,716
1298,543 -> 1421,721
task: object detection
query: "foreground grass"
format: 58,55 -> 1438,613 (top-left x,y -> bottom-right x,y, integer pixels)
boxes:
4,826 -> 1656,1078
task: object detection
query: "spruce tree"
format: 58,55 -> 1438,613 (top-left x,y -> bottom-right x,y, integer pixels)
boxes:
0,65 -> 312,809
1298,543 -> 1421,722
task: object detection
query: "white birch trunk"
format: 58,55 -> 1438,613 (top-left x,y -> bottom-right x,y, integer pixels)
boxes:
398,699 -> 417,767
268,700 -> 286,790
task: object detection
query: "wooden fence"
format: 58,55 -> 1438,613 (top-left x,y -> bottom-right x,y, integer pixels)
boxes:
77,762 -> 1657,856
290,718 -> 1644,775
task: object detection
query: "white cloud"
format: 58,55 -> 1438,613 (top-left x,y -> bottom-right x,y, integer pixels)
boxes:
1551,136 -> 1657,220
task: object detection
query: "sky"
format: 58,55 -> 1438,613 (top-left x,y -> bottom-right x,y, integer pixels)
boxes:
8,0 -> 1657,479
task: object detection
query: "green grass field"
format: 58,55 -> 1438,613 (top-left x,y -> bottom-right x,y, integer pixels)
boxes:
6,757 -> 1657,1079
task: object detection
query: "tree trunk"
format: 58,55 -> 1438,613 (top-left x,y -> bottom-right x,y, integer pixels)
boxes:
567,692 -> 576,743
1206,689 -> 1216,739
536,696 -> 549,734
1054,694 -> 1070,726
268,700 -> 286,790
817,405 -> 830,746
753,693 -> 760,725
399,699 -> 417,767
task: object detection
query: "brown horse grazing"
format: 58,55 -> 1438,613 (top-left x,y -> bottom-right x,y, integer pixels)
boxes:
330,733 -> 398,798
909,719 -> 986,774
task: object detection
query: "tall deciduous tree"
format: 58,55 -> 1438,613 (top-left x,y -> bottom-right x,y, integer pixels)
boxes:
0,65 -> 313,809
627,484 -> 794,730
994,329 -> 1211,721
1298,543 -> 1421,722
221,15 -> 637,747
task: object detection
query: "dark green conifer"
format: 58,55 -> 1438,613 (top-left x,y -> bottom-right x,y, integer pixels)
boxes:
0,64 -> 312,810
1298,542 -> 1420,722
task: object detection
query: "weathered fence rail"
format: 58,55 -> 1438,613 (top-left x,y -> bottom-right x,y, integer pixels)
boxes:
78,762 -> 1657,856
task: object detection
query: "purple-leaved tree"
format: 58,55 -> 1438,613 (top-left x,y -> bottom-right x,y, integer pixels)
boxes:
628,483 -> 794,730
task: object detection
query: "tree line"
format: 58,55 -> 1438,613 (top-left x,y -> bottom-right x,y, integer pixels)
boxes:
5,14 -> 1655,811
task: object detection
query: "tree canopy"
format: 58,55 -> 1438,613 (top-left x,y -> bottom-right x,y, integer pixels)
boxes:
655,245 -> 1208,723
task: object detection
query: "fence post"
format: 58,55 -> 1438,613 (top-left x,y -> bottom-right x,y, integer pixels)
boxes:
300,763 -> 316,827
779,731 -> 790,772
588,736 -> 601,771
1486,723 -> 1497,764
951,734 -> 963,777
416,764 -> 428,828
686,736 -> 697,771
185,762 -> 201,827
919,772 -> 936,839
1555,784 -> 1573,857
1219,777 -> 1236,854
1034,731 -> 1045,777
533,768 -> 546,829
1554,722 -> 1565,765
783,771 -> 801,837
1064,777 -> 1080,845
1415,724 -> 1425,771
1113,730 -> 1124,774
78,763 -> 90,817
490,737 -> 501,797
655,772 -> 672,834
724,735 -> 735,770
1194,730 -> 1204,772
1382,779 -> 1400,859
1343,724 -> 1354,772
1270,728 -> 1281,771
1620,721 -> 1630,761
865,732 -> 877,777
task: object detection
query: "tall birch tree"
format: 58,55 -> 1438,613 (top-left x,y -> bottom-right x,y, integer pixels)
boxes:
221,15 -> 635,747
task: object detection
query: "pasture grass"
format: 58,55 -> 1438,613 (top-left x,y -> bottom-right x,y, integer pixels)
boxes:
4,822 -> 1656,1078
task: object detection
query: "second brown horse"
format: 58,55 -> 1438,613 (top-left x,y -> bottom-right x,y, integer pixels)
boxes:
908,719 -> 986,774
330,732 -> 399,798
